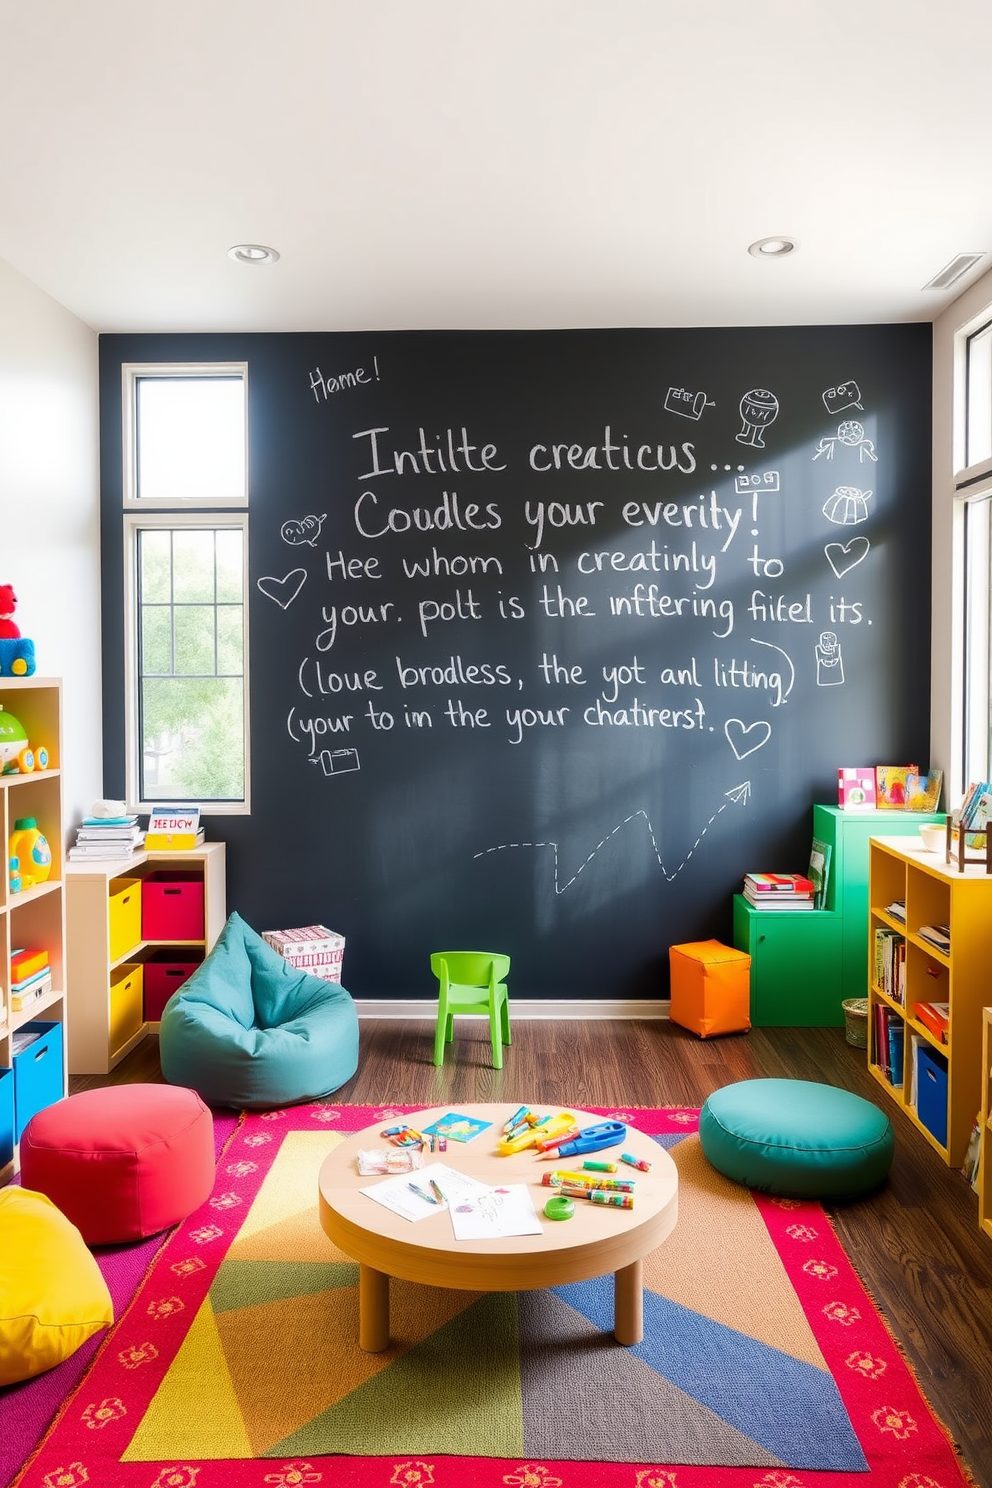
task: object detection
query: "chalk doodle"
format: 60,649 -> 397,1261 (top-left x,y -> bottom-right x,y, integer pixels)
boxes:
736,389 -> 779,448
822,487 -> 872,525
664,386 -> 716,421
281,513 -> 327,546
258,569 -> 307,608
474,786 -> 751,893
822,380 -> 863,415
724,719 -> 772,760
814,422 -> 877,462
815,632 -> 845,686
824,536 -> 871,577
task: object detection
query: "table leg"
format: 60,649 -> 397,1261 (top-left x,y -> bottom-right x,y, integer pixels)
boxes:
359,1264 -> 390,1352
614,1258 -> 643,1345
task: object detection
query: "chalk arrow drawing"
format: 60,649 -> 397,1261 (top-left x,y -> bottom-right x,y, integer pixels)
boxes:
473,785 -> 751,894
257,569 -> 307,608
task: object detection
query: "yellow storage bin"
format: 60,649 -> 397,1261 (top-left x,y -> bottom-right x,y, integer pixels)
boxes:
108,878 -> 142,963
109,963 -> 144,1054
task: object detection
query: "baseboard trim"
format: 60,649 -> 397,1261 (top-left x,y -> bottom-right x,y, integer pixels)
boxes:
354,999 -> 670,1020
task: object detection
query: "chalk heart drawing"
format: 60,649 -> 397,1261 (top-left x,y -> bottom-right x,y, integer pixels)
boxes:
725,719 -> 772,760
825,536 -> 870,579
257,569 -> 307,609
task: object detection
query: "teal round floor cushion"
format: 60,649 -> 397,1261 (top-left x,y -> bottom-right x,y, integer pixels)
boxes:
160,912 -> 359,1110
699,1078 -> 894,1198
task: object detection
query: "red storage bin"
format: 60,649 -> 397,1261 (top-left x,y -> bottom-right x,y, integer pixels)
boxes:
141,872 -> 205,941
143,952 -> 203,1021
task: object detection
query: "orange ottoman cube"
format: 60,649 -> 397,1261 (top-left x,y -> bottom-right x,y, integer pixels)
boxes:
669,939 -> 751,1038
19,1084 -> 215,1245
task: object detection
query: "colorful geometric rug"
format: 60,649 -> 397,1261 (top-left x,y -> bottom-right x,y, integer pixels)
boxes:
10,1105 -> 973,1488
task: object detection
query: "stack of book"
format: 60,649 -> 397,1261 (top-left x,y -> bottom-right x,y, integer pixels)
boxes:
742,873 -> 816,909
9,947 -> 52,1011
68,812 -> 145,861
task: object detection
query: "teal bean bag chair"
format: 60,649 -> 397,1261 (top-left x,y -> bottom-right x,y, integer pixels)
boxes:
699,1078 -> 894,1199
159,912 -> 359,1110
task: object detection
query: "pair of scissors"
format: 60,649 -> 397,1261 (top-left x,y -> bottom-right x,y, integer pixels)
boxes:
554,1121 -> 627,1158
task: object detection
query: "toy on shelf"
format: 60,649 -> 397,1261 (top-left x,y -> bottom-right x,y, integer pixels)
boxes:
0,584 -> 36,677
8,818 -> 52,891
0,706 -> 50,775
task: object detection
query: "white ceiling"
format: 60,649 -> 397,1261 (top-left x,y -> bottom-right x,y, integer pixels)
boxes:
2,0 -> 991,335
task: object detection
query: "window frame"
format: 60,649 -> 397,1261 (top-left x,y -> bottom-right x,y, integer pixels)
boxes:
953,312 -> 992,793
122,361 -> 249,510
121,361 -> 251,814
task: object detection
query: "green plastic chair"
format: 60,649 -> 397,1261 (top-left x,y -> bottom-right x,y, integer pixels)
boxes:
430,951 -> 511,1069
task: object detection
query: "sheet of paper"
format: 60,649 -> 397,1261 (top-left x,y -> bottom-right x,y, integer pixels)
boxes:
360,1162 -> 490,1223
448,1182 -> 543,1241
419,1112 -> 493,1142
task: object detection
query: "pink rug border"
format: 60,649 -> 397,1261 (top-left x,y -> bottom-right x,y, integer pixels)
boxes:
9,1103 -> 974,1488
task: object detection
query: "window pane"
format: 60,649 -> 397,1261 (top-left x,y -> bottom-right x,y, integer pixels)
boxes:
139,529 -> 172,603
963,495 -> 992,783
136,525 -> 245,804
141,606 -> 173,674
215,529 -> 243,602
136,376 -> 245,501
967,324 -> 992,469
141,677 -> 245,801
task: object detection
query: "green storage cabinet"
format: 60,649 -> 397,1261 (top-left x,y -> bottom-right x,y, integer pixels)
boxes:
812,805 -> 944,1002
733,896 -> 844,1026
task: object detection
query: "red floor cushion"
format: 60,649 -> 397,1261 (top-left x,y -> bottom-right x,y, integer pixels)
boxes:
19,1084 -> 214,1245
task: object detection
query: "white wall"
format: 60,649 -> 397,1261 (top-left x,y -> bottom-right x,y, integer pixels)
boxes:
0,256 -> 103,837
931,262 -> 992,804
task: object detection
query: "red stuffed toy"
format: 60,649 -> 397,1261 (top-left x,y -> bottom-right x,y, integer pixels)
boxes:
0,585 -> 20,639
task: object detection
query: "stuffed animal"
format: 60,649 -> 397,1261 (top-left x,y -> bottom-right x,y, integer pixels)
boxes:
0,585 -> 35,675
0,584 -> 20,639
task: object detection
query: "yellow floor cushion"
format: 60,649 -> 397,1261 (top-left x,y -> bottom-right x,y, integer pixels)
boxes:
0,1187 -> 114,1385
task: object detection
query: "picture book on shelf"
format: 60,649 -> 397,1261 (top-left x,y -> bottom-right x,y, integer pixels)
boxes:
838,767 -> 876,810
806,838 -> 831,909
905,768 -> 943,813
875,763 -> 918,808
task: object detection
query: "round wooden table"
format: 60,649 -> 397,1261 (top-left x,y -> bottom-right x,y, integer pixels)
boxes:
318,1102 -> 679,1351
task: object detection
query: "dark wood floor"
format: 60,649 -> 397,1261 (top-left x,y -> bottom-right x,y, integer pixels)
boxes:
75,1017 -> 992,1488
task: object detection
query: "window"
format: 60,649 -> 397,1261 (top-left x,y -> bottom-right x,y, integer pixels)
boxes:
122,365 -> 249,811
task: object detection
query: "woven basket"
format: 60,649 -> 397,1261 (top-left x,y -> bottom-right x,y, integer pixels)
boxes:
842,997 -> 869,1048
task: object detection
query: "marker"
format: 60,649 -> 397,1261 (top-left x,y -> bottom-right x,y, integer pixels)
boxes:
408,1182 -> 438,1205
535,1127 -> 579,1153
620,1152 -> 651,1172
429,1179 -> 447,1205
583,1160 -> 617,1172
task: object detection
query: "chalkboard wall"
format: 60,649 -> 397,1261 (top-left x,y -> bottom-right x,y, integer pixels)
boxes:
100,324 -> 933,1002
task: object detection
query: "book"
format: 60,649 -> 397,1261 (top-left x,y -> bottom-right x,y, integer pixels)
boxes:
806,838 -> 831,909
875,764 -> 918,808
918,923 -> 950,954
743,873 -> 814,894
838,768 -> 877,809
11,972 -> 52,1010
742,890 -> 815,910
887,1019 -> 905,1088
419,1112 -> 493,1143
884,899 -> 906,923
906,769 -> 943,812
914,1001 -> 949,1043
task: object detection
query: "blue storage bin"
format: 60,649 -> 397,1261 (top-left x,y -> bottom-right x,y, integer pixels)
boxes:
915,1043 -> 949,1148
0,1067 -> 13,1169
13,1020 -> 64,1141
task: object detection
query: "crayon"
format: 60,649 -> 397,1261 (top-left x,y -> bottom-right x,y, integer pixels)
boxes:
503,1105 -> 530,1133
620,1152 -> 651,1172
583,1160 -> 617,1172
589,1189 -> 634,1209
408,1181 -> 438,1205
543,1170 -> 635,1189
535,1127 -> 580,1153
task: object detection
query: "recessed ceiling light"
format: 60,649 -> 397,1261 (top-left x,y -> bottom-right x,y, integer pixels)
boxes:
921,253 -> 984,291
228,243 -> 280,266
748,237 -> 798,258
